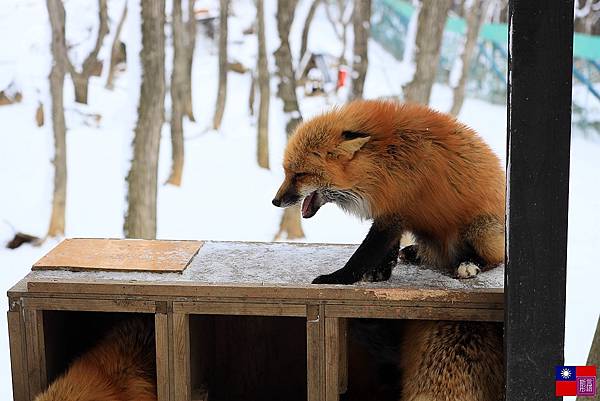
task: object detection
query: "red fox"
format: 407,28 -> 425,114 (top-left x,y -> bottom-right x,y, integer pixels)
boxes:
34,318 -> 157,401
272,100 -> 505,284
398,320 -> 503,401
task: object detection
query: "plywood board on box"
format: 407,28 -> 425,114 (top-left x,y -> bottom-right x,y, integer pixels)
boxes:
32,238 -> 203,273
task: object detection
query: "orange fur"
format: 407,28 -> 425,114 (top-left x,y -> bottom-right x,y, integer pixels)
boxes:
35,318 -> 157,401
276,100 -> 505,271
399,320 -> 504,401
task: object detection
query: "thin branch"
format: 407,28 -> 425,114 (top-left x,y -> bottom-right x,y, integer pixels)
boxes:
324,1 -> 343,39
67,0 -> 109,75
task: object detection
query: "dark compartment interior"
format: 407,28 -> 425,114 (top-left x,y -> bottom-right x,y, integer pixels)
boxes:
189,314 -> 307,401
42,311 -> 154,386
340,318 -> 402,401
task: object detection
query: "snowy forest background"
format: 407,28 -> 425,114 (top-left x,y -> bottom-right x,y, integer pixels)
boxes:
1,0 -> 600,399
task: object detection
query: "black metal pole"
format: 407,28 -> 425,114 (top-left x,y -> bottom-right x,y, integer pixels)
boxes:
506,1 -> 574,400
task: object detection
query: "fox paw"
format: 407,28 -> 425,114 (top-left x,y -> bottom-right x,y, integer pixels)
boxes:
312,273 -> 356,285
361,269 -> 391,282
456,262 -> 481,279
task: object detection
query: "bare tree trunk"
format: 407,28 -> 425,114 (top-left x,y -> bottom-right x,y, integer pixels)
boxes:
577,316 -> 600,401
449,0 -> 489,116
248,73 -> 256,116
166,0 -> 185,186
105,2 -> 128,90
256,0 -> 269,169
274,0 -> 304,240
325,0 -> 352,66
274,205 -> 305,240
183,0 -> 196,121
67,0 -> 109,104
402,0 -> 451,105
124,0 -> 166,239
340,20 -> 348,66
350,0 -> 371,100
213,0 -> 229,130
274,0 -> 302,133
587,316 -> 600,365
299,0 -> 320,63
46,0 -> 68,238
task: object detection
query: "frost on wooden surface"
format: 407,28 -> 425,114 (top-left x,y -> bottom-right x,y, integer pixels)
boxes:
26,241 -> 504,290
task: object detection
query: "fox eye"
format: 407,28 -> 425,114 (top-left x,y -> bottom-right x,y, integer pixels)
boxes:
294,173 -> 309,180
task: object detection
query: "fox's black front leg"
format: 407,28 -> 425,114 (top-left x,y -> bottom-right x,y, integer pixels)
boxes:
312,219 -> 400,285
362,240 -> 400,282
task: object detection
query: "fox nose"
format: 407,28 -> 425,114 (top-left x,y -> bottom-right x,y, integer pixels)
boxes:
272,198 -> 282,207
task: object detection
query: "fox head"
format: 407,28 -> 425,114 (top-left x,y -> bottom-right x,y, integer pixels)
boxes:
272,103 -> 380,219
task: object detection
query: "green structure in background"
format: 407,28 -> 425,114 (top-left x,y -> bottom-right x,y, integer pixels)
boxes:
372,0 -> 600,109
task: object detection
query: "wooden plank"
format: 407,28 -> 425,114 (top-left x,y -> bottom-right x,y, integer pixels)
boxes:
11,289 -> 504,320
338,318 -> 348,394
173,313 -> 191,401
326,304 -> 503,322
24,309 -> 46,399
33,238 -> 202,272
155,311 -> 171,401
22,297 -> 157,313
24,281 -> 504,312
307,305 -> 324,401
173,301 -> 306,317
325,318 -> 339,401
26,279 -> 503,305
506,1 -> 573,401
7,309 -> 29,401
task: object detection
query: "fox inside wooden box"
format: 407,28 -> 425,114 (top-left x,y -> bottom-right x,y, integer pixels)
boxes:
8,238 -> 504,401
32,312 -> 308,401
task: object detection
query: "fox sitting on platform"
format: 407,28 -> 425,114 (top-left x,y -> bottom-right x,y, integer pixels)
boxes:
35,318 -> 157,401
272,100 -> 505,284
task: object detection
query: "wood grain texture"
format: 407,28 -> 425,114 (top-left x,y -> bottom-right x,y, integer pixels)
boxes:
7,310 -> 29,401
33,238 -> 202,272
22,297 -> 157,313
24,309 -> 46,399
173,313 -> 191,401
325,304 -> 503,322
506,1 -> 573,400
173,301 -> 306,317
325,318 -> 340,401
306,305 -> 324,401
155,312 -> 170,401
25,279 -> 503,305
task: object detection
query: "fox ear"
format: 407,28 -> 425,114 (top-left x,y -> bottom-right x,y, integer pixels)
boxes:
333,131 -> 370,159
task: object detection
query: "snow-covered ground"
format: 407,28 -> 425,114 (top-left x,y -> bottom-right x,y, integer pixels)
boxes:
0,0 -> 598,399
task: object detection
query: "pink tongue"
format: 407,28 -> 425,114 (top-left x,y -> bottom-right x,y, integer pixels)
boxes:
302,192 -> 315,218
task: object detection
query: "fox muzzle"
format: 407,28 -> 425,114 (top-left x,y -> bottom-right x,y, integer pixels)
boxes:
272,185 -> 301,208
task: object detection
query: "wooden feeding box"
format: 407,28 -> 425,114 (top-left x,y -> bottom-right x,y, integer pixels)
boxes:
7,238 -> 503,401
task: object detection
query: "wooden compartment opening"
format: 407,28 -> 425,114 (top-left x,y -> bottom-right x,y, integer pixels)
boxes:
333,318 -> 505,401
338,318 -> 403,401
189,314 -> 307,401
41,311 -> 155,391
